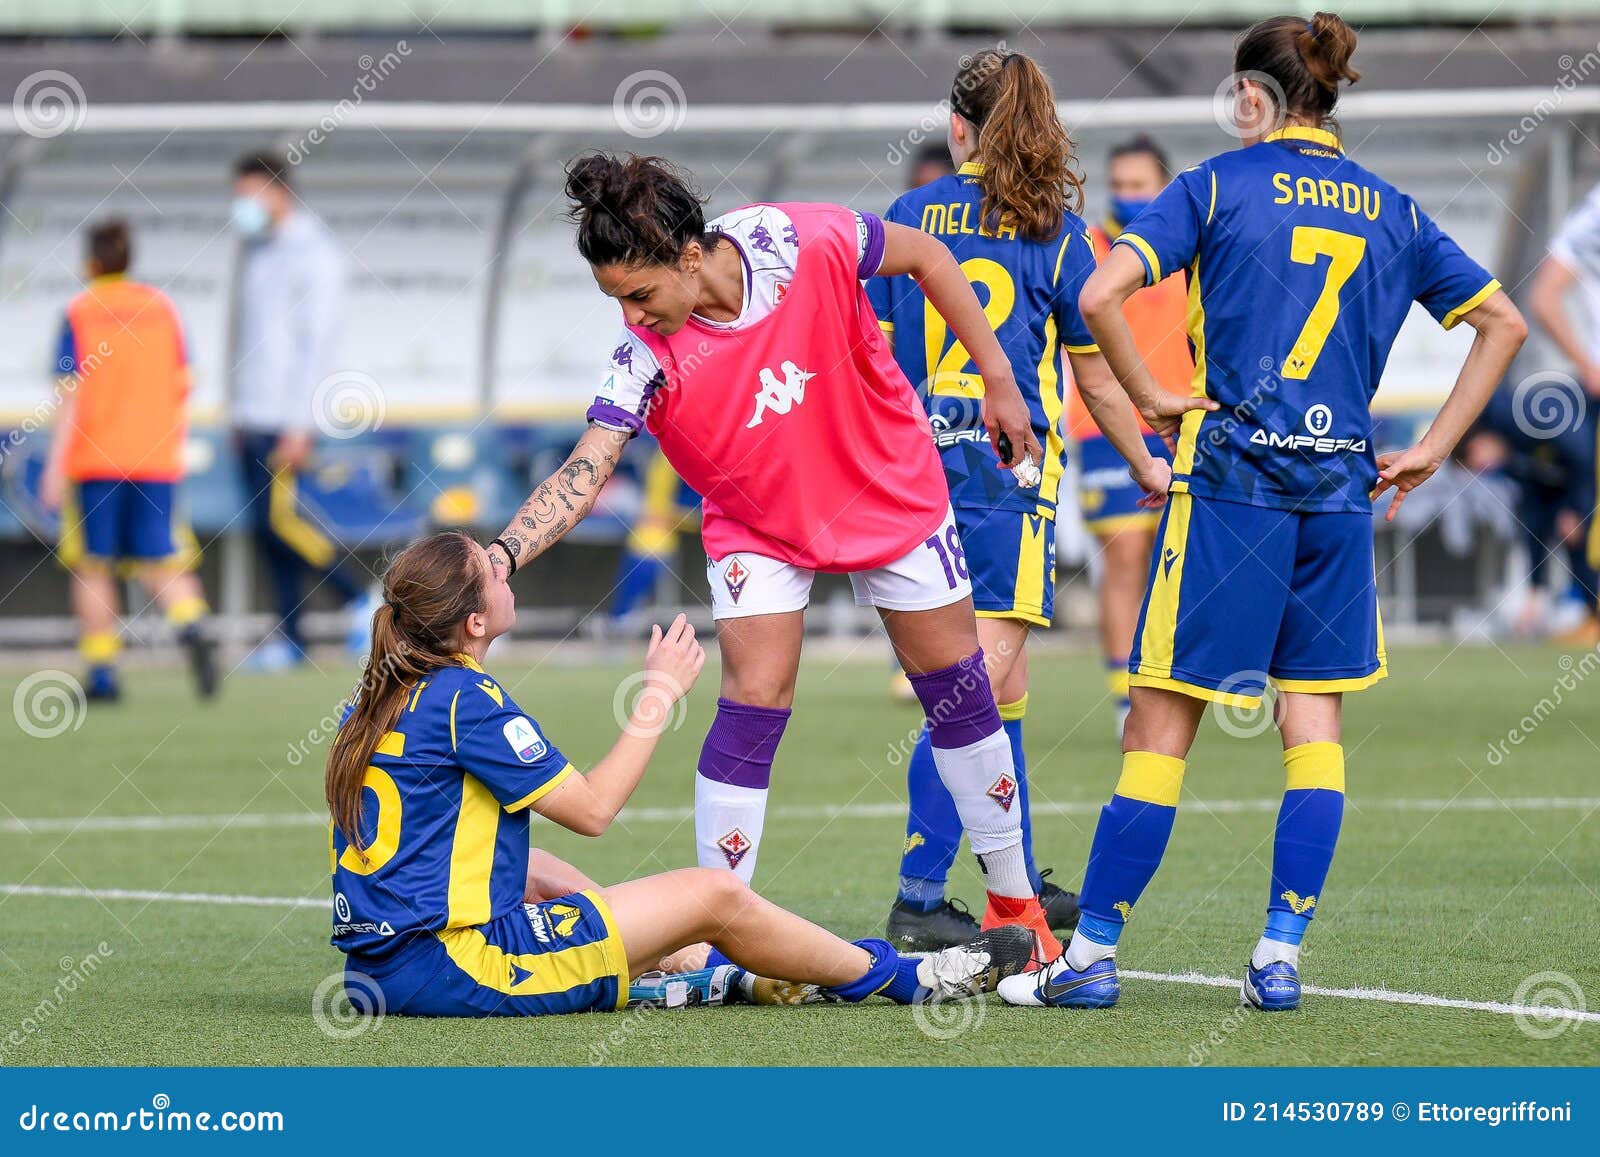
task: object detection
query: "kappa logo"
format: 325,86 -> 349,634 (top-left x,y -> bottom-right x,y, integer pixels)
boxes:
1162,547 -> 1180,577
748,223 -> 778,256
612,342 -> 633,369
746,361 -> 815,428
1280,889 -> 1317,915
723,556 -> 750,604
717,827 -> 753,869
502,716 -> 547,764
986,772 -> 1018,812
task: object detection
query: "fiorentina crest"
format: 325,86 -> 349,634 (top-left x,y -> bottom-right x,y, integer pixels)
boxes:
986,772 -> 1018,812
723,556 -> 750,604
717,827 -> 752,869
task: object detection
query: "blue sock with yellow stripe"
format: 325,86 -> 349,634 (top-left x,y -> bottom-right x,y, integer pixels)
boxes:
1106,659 -> 1131,713
1255,742 -> 1344,966
1000,695 -> 1044,895
1066,751 -> 1185,968
826,938 -> 922,1003
897,727 -> 962,910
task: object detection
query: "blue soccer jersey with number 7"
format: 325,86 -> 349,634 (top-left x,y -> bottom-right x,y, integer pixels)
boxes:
1116,126 -> 1499,513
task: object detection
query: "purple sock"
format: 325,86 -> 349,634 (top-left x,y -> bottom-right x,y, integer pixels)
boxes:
697,698 -> 791,789
907,649 -> 1002,749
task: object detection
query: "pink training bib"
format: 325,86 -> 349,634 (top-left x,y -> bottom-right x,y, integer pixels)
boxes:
634,202 -> 950,572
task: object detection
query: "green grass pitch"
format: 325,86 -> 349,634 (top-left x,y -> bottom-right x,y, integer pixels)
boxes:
2,643 -> 1597,1066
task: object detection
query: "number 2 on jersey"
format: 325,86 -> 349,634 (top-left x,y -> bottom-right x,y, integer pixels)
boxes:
924,258 -> 1015,396
1282,226 -> 1366,380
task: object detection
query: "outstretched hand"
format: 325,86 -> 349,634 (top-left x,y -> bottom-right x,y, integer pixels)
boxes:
643,612 -> 706,708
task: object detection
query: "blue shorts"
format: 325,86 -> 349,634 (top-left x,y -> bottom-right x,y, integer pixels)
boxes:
1129,493 -> 1386,708
351,891 -> 627,1018
1077,433 -> 1171,534
58,480 -> 188,566
955,505 -> 1056,626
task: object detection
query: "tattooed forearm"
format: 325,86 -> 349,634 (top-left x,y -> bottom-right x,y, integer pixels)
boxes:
493,426 -> 627,573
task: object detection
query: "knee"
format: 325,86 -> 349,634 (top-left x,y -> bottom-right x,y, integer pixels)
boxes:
688,867 -> 752,911
719,677 -> 793,710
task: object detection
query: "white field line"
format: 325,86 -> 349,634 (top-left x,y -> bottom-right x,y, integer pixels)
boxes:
0,883 -> 324,909
1,882 -> 1593,1025
1121,969 -> 1600,1024
4,796 -> 1598,835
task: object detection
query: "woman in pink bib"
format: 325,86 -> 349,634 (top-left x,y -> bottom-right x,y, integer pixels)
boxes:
488,153 -> 1057,953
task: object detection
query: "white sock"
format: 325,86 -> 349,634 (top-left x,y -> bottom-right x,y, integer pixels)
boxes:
976,841 -> 1033,899
694,774 -> 768,885
927,728 -> 1030,896
1251,936 -> 1300,970
1066,927 -> 1117,972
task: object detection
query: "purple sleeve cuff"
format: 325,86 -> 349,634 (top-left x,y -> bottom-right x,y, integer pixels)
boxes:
586,401 -> 644,435
857,211 -> 887,279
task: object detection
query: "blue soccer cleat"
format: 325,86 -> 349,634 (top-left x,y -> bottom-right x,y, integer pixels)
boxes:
626,964 -> 745,1010
1242,959 -> 1301,1011
997,952 -> 1119,1009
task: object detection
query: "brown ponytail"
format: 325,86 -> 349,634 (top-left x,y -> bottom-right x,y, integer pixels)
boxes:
326,531 -> 486,853
1236,12 -> 1361,126
951,48 -> 1083,242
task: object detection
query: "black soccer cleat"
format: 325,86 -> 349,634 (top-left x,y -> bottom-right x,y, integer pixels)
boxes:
1037,869 -> 1081,933
886,896 -> 981,952
179,624 -> 219,700
917,924 -> 1036,1002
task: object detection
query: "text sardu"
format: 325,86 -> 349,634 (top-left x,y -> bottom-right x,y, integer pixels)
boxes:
1271,172 -> 1381,220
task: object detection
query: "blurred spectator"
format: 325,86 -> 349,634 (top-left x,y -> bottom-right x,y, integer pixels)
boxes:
907,142 -> 956,190
606,448 -> 700,629
1524,183 -> 1600,640
228,151 -> 372,669
42,218 -> 217,702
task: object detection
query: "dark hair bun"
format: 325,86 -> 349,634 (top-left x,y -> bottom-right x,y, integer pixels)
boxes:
1297,11 -> 1361,92
564,152 -> 707,268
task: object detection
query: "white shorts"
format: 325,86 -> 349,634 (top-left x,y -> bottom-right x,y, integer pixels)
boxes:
706,506 -> 974,620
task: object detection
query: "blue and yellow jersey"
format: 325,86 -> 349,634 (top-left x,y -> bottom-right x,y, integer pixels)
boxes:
329,657 -> 574,959
865,162 -> 1099,518
1118,126 -> 1500,513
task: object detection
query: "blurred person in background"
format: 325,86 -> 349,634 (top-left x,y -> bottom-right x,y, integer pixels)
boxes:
606,446 -> 700,629
42,219 -> 217,702
228,151 -> 374,670
1526,183 -> 1600,641
1070,135 -> 1195,735
907,141 -> 957,190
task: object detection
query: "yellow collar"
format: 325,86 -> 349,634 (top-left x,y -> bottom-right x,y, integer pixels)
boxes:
89,273 -> 127,285
454,653 -> 485,673
1264,126 -> 1343,153
958,160 -> 985,176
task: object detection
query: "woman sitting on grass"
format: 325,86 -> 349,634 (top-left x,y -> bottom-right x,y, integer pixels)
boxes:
325,531 -> 1029,1017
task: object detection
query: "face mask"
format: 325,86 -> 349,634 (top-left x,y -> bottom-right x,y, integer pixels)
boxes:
231,196 -> 271,238
1109,196 -> 1153,230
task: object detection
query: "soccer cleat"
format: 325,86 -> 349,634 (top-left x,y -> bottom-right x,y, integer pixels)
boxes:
886,896 -> 980,951
914,924 -> 1034,1003
179,624 -> 219,700
627,964 -> 745,1009
84,668 -> 120,703
1241,959 -> 1301,1011
1036,869 -> 1081,933
741,975 -> 838,1005
981,893 -> 1062,967
997,952 -> 1120,1009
